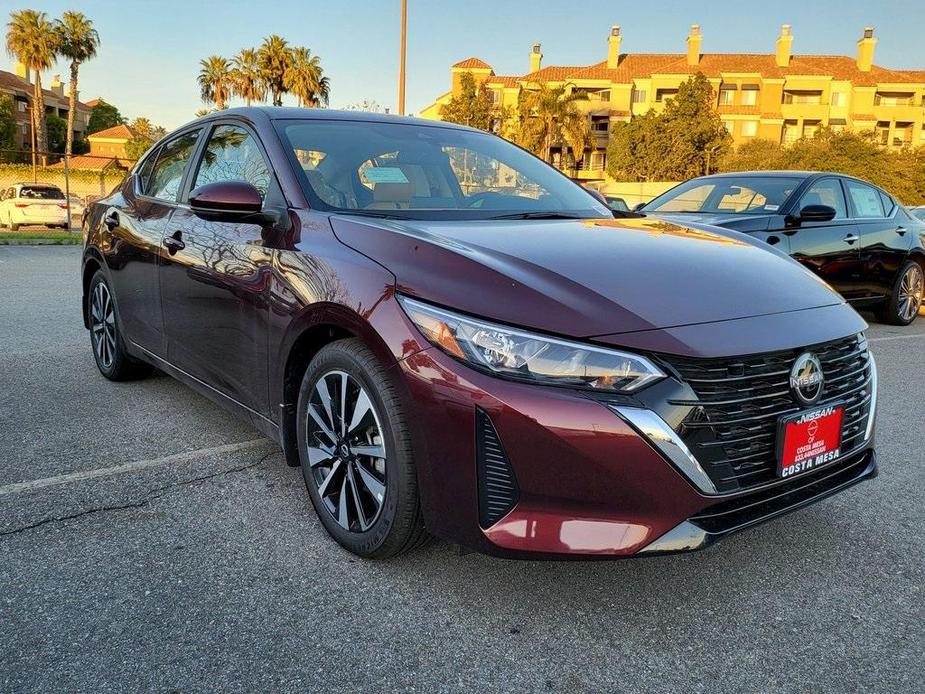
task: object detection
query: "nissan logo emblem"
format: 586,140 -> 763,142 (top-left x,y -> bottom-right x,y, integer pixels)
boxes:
790,352 -> 824,406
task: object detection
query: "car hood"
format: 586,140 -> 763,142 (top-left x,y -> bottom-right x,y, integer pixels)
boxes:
330,215 -> 845,339
644,211 -> 774,232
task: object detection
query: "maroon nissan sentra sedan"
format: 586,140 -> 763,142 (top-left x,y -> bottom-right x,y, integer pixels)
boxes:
81,108 -> 877,558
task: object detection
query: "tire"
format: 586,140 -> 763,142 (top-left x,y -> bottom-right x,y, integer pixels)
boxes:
87,270 -> 152,381
875,260 -> 924,326
296,338 -> 428,558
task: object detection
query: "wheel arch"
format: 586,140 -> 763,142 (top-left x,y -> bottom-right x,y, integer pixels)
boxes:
81,248 -> 107,329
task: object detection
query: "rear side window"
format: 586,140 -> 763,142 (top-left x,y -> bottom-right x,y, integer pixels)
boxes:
798,179 -> 847,219
879,191 -> 895,216
19,186 -> 64,200
193,125 -> 271,199
146,130 -> 201,202
845,180 -> 885,218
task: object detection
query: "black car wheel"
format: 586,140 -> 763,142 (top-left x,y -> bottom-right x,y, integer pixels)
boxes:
296,339 -> 428,558
88,271 -> 152,380
876,261 -> 924,326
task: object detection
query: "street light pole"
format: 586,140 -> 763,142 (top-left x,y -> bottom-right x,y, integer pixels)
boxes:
398,0 -> 407,115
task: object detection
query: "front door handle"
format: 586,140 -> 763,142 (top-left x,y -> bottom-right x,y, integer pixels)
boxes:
896,226 -> 907,236
843,233 -> 859,245
103,211 -> 119,230
163,230 -> 185,255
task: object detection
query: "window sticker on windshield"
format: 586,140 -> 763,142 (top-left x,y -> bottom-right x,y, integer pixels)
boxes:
764,204 -> 779,211
363,167 -> 409,184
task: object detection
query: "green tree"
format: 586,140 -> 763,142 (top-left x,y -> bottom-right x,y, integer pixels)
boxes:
54,11 -> 99,156
258,34 -> 291,106
6,9 -> 59,159
0,94 -> 16,152
440,72 -> 496,131
45,113 -> 66,153
231,48 -> 265,106
87,99 -> 123,134
511,81 -> 591,164
284,47 -> 329,108
124,117 -> 166,160
607,73 -> 731,180
198,55 -> 232,110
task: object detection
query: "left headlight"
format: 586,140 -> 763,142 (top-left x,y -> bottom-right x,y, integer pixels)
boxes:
398,296 -> 665,393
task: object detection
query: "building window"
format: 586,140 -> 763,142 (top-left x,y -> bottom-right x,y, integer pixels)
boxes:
17,101 -> 26,112
783,90 -> 822,105
875,121 -> 890,146
782,120 -> 799,144
802,121 -> 821,139
490,90 -> 500,104
829,118 -> 847,133
655,89 -> 678,103
741,120 -> 758,137
741,85 -> 759,106
718,87 -> 736,106
722,120 -> 734,134
831,92 -> 846,107
599,90 -> 610,102
631,89 -> 647,104
874,92 -> 914,106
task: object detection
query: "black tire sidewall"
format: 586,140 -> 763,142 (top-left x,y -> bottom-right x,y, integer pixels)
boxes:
88,270 -> 139,379
295,340 -> 414,557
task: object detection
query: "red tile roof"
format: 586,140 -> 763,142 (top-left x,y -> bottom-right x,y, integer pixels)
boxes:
0,69 -> 91,110
486,75 -> 520,87
50,155 -> 128,170
452,57 -> 492,69
87,124 -> 134,140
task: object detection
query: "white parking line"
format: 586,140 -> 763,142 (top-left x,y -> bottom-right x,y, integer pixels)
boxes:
0,439 -> 274,497
868,333 -> 925,343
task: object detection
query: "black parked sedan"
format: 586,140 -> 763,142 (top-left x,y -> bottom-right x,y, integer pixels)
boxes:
640,172 -> 925,325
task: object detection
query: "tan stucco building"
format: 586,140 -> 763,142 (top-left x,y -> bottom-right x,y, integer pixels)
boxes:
421,25 -> 925,182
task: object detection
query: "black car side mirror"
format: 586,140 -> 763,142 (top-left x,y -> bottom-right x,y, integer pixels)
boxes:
633,202 -> 646,212
189,181 -> 271,223
796,204 -> 837,223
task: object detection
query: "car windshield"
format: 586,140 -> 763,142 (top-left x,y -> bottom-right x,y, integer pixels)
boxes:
19,186 -> 64,200
643,176 -> 803,215
275,119 -> 611,220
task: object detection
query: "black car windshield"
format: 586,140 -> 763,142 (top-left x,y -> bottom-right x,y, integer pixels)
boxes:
275,119 -> 611,220
643,176 -> 804,215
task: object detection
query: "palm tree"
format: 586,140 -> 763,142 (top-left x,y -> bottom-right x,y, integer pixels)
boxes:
514,82 -> 592,166
54,11 -> 99,157
231,48 -> 265,106
258,34 -> 291,106
6,10 -> 59,161
284,47 -> 329,108
198,55 -> 232,110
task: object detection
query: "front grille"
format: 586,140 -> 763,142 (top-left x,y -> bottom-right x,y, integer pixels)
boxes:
660,334 -> 873,493
475,408 -> 519,528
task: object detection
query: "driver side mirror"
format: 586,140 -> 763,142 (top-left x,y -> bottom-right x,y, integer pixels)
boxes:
189,181 -> 265,222
633,202 -> 646,212
795,204 -> 837,223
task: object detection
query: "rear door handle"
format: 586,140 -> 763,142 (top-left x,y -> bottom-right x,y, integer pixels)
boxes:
163,230 -> 185,255
896,226 -> 907,236
103,211 -> 119,230
843,233 -> 859,244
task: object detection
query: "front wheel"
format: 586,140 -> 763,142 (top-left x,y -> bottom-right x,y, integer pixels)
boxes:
296,339 -> 428,558
875,261 -> 923,325
87,271 -> 152,380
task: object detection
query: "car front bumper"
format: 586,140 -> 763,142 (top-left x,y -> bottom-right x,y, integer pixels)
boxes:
398,344 -> 877,559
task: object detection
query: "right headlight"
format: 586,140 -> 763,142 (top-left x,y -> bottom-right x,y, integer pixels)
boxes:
398,296 -> 665,393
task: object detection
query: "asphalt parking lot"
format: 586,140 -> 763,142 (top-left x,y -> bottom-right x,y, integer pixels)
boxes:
1,245 -> 922,693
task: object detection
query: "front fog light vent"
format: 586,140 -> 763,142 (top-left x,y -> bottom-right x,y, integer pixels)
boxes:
476,408 -> 519,528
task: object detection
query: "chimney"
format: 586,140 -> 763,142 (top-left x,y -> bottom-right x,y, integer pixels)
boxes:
856,26 -> 876,72
530,43 -> 543,73
687,24 -> 702,67
15,62 -> 29,81
776,24 -> 793,67
51,74 -> 64,96
607,25 -> 622,69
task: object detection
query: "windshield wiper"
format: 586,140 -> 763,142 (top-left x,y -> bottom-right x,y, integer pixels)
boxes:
486,211 -> 588,220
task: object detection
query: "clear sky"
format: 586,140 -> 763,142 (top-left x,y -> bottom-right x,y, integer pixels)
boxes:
3,0 -> 924,129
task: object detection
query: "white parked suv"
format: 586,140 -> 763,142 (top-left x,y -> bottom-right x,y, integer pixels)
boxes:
0,183 -> 69,230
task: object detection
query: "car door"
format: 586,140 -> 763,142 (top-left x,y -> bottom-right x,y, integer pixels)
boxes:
159,122 -> 277,416
847,181 -> 912,300
783,176 -> 864,300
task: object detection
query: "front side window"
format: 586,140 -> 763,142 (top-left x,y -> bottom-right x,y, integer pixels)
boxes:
798,179 -> 847,219
146,130 -> 201,202
193,125 -> 271,199
845,180 -> 885,218
277,120 -> 609,220
644,176 -> 802,215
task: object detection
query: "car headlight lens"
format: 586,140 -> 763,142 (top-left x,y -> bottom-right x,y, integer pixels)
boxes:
398,296 -> 665,392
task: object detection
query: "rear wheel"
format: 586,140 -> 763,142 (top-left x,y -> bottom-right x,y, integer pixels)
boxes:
876,261 -> 923,325
88,271 -> 152,380
296,339 -> 427,558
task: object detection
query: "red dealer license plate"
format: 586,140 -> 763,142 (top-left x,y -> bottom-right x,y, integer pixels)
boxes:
776,404 -> 844,479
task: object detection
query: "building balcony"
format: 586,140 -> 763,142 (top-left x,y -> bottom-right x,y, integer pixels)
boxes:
871,104 -> 924,123
779,103 -> 831,121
